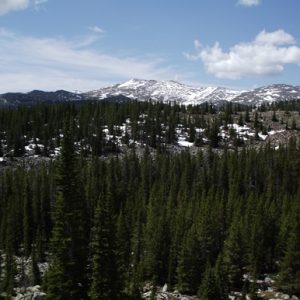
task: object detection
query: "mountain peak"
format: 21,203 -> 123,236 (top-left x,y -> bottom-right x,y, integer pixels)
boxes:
1,79 -> 300,107
84,79 -> 243,105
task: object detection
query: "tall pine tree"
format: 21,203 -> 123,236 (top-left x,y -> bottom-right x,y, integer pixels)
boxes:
45,122 -> 87,299
89,192 -> 119,300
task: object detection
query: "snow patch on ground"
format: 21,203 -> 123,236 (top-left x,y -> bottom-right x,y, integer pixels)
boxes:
178,140 -> 194,147
268,129 -> 285,135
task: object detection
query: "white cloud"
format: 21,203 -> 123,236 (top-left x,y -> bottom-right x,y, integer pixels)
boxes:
255,30 -> 295,45
88,26 -> 105,34
185,30 -> 300,80
0,28 -> 174,92
0,0 -> 29,15
0,0 -> 47,15
238,0 -> 261,7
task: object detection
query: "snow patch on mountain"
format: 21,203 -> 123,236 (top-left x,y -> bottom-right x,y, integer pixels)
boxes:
232,84 -> 300,105
85,79 -> 300,106
1,80 -> 300,107
84,79 -> 244,105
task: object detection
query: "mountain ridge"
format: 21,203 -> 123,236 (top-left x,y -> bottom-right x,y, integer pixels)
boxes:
1,79 -> 300,106
84,79 -> 244,105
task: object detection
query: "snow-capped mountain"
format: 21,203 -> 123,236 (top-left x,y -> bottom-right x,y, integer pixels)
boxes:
84,79 -> 300,106
1,80 -> 300,107
231,84 -> 300,106
84,79 -> 243,105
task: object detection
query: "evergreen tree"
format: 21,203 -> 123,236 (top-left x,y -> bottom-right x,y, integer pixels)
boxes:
245,109 -> 250,123
278,205 -> 300,296
23,178 -> 33,257
29,244 -> 41,286
116,211 -> 131,295
89,194 -> 119,300
128,215 -> 144,299
272,110 -> 278,122
254,111 -> 259,129
238,113 -> 244,126
176,224 -> 204,294
44,193 -> 71,300
2,211 -> 17,297
198,264 -> 222,300
45,123 -> 87,299
214,254 -> 229,300
143,192 -> 167,283
223,217 -> 245,290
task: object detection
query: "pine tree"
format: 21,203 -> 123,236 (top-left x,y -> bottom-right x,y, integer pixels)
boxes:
176,224 -> 203,294
128,215 -> 143,299
223,218 -> 245,290
272,110 -> 278,122
278,205 -> 300,296
44,193 -> 71,300
245,109 -> 250,123
143,192 -> 167,283
254,111 -> 259,129
198,264 -> 222,300
116,211 -> 131,295
29,245 -> 41,286
45,123 -> 87,299
23,178 -> 33,257
2,208 -> 17,297
214,254 -> 229,300
207,119 -> 220,148
238,113 -> 244,126
89,194 -> 119,300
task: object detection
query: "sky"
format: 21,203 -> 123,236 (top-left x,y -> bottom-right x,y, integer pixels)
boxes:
0,0 -> 300,92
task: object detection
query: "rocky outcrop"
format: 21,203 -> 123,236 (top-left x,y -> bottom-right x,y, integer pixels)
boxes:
142,283 -> 199,300
14,285 -> 46,300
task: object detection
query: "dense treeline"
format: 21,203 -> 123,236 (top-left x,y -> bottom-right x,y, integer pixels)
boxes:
0,125 -> 299,298
0,100 -> 188,156
1,100 -> 293,158
0,101 -> 300,298
262,99 -> 300,112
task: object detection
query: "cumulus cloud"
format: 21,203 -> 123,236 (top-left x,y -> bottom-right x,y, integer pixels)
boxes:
0,28 -> 173,92
185,30 -> 300,80
238,0 -> 261,7
0,0 -> 47,15
88,26 -> 105,34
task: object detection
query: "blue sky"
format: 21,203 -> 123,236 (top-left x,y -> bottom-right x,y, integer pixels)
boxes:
0,0 -> 300,92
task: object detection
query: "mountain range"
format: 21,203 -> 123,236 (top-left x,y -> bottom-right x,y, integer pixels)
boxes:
1,79 -> 300,106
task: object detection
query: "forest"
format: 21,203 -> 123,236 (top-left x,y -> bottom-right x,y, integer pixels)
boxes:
0,100 -> 299,299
